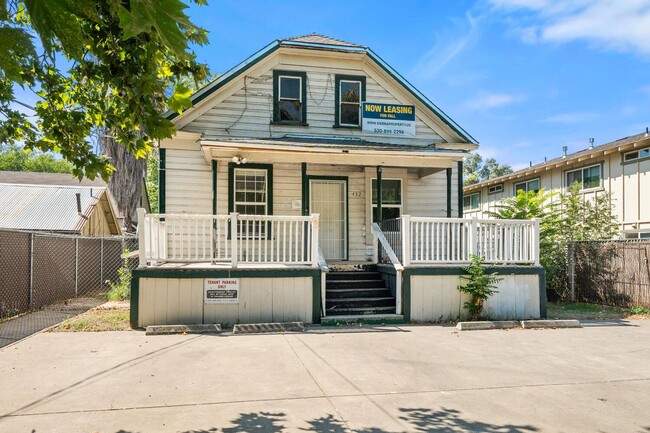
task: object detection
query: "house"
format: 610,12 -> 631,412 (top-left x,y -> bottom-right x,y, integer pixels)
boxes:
132,34 -> 545,328
463,130 -> 650,239
0,171 -> 121,236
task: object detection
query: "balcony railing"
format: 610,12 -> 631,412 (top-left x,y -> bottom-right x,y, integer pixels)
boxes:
375,216 -> 540,266
137,210 -> 319,267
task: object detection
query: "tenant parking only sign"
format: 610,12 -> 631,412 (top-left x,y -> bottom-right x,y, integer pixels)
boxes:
362,102 -> 416,138
204,278 -> 240,304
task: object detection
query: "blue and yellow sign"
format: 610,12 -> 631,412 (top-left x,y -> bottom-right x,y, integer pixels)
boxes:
362,102 -> 416,137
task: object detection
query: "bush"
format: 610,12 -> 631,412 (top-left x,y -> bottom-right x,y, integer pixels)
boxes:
458,255 -> 502,320
106,250 -> 132,301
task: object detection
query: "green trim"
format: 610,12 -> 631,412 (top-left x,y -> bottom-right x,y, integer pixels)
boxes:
312,271 -> 321,324
539,269 -> 547,319
228,162 -> 274,239
457,161 -> 463,218
132,267 -> 319,279
446,167 -> 452,218
376,166 -> 382,223
273,70 -> 308,124
334,74 -> 366,128
306,175 -> 349,260
130,275 -> 140,328
158,148 -> 166,214
212,160 -> 218,215
301,163 -> 308,216
402,274 -> 411,322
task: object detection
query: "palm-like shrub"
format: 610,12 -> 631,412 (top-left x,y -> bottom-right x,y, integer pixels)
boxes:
458,255 -> 502,320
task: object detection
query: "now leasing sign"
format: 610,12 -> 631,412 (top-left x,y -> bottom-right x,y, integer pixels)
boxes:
362,102 -> 416,138
204,278 -> 240,304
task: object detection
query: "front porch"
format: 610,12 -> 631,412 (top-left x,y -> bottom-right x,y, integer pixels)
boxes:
131,210 -> 543,328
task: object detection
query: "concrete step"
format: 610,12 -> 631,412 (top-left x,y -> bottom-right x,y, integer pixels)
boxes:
326,271 -> 381,281
326,287 -> 393,298
326,279 -> 385,289
327,296 -> 396,309
325,306 -> 397,316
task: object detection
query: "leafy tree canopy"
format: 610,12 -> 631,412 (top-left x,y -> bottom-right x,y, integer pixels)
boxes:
0,143 -> 72,173
0,0 -> 209,180
463,153 -> 513,186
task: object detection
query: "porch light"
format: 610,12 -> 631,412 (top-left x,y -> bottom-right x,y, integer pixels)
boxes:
231,155 -> 247,165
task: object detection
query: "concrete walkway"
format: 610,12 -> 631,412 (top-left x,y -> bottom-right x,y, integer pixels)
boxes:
0,321 -> 649,432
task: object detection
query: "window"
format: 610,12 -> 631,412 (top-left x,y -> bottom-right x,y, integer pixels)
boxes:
371,179 -> 401,222
488,184 -> 503,194
565,164 -> 601,190
624,231 -> 650,239
273,70 -> 307,124
463,193 -> 480,211
335,75 -> 366,128
624,147 -> 650,162
514,178 -> 540,194
229,164 -> 273,238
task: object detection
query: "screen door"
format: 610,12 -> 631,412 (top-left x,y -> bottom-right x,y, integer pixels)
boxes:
309,179 -> 347,260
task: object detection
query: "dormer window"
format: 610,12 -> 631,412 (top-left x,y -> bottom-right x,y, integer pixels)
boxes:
273,70 -> 307,125
335,75 -> 366,128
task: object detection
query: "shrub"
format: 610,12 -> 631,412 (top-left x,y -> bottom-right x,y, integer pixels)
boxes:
106,250 -> 132,301
458,255 -> 502,320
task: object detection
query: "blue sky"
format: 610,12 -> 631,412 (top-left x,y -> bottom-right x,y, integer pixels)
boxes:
184,0 -> 650,170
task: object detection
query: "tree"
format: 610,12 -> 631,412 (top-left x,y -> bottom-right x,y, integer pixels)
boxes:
463,153 -> 513,186
146,149 -> 159,213
0,0 -> 209,180
0,143 -> 72,173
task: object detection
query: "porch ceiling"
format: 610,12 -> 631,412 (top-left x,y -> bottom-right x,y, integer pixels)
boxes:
199,137 -> 466,169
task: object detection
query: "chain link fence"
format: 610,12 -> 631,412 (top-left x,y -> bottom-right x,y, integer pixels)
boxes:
568,239 -> 650,308
0,229 -> 138,346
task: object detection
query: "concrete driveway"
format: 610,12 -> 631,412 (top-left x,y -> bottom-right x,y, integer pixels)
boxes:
0,321 -> 649,433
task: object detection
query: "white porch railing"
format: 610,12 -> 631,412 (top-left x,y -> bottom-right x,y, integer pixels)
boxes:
137,209 -> 320,267
376,216 -> 540,266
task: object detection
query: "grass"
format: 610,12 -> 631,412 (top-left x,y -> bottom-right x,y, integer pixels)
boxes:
548,302 -> 650,321
51,304 -> 130,332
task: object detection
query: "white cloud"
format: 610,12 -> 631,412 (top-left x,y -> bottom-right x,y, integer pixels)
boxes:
540,111 -> 599,124
465,91 -> 525,110
489,0 -> 650,56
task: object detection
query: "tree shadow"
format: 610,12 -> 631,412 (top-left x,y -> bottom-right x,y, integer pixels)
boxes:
222,412 -> 286,433
394,407 -> 538,433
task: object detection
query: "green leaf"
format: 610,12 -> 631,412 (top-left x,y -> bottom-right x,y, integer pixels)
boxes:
118,0 -> 198,57
0,27 -> 36,82
167,82 -> 192,113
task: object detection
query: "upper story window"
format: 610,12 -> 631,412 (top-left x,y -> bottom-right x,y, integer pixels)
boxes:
624,147 -> 650,162
488,184 -> 503,194
566,164 -> 601,190
514,178 -> 540,194
273,70 -> 307,125
335,75 -> 366,128
463,193 -> 480,211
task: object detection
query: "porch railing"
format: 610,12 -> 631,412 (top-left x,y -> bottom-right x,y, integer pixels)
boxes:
137,209 -> 320,267
376,216 -> 540,266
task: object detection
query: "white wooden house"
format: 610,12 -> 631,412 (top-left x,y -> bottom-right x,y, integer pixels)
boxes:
132,34 -> 544,328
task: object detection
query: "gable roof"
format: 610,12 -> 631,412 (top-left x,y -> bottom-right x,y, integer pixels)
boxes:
464,130 -> 650,193
165,34 -> 477,145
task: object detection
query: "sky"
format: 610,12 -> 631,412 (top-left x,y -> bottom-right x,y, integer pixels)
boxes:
181,0 -> 650,171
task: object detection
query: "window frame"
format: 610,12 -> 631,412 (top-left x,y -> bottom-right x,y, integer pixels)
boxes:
463,192 -> 480,212
371,177 -> 402,222
513,178 -> 540,195
564,163 -> 602,191
228,163 -> 273,239
488,184 -> 504,195
623,147 -> 650,163
334,75 -> 366,129
272,70 -> 308,125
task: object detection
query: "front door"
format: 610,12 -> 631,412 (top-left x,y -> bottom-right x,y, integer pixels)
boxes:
309,179 -> 347,260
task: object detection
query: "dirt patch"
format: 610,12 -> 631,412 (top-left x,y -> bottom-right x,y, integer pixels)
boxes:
547,302 -> 650,321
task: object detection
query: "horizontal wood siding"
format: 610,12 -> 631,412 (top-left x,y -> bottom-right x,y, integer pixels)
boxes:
409,273 -> 541,321
165,138 -> 212,215
137,276 -> 313,327
181,53 -> 446,146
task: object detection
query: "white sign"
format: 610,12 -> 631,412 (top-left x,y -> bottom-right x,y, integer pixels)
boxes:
204,278 -> 239,304
362,102 -> 416,138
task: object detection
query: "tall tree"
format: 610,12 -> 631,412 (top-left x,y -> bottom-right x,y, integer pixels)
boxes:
463,153 -> 513,186
0,143 -> 73,173
0,0 -> 209,180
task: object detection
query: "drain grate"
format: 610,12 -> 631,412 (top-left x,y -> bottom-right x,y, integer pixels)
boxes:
233,322 -> 304,334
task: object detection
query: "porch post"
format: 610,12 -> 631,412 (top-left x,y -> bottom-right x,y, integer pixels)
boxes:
230,212 -> 238,268
137,208 -> 146,267
311,213 -> 320,267
376,166 -> 383,223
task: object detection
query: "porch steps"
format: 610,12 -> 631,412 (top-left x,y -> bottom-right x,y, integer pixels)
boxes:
325,266 -> 397,316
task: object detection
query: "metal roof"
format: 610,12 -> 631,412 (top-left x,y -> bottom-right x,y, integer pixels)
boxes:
0,183 -> 107,233
0,171 -> 107,187
164,35 -> 477,145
